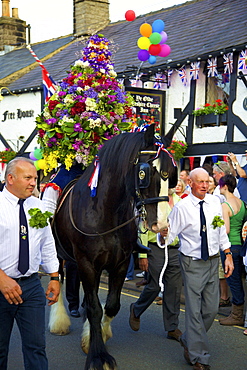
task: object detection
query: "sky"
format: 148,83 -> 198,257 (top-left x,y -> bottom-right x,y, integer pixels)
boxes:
10,0 -> 187,44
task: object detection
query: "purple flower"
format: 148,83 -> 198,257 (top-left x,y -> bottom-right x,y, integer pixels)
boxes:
45,118 -> 57,125
74,123 -> 83,132
58,91 -> 66,97
47,137 -> 57,147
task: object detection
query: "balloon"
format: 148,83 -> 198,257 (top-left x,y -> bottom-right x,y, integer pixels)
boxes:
33,148 -> 43,160
138,50 -> 150,62
158,44 -> 171,57
37,159 -> 46,170
34,161 -> 40,171
148,55 -> 157,65
140,23 -> 152,37
29,152 -> 36,161
160,31 -> 168,44
152,19 -> 165,33
125,10 -> 136,21
137,37 -> 151,50
149,44 -> 161,56
149,32 -> 162,45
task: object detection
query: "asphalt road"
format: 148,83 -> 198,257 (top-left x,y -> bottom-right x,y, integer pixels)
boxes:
6,276 -> 247,370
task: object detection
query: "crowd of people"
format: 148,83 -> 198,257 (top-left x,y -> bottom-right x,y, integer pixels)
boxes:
0,152 -> 246,369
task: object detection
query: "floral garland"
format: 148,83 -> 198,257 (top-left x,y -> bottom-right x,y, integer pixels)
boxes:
192,99 -> 228,116
36,34 -> 134,174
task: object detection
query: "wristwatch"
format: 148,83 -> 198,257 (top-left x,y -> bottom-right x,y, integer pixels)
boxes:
225,252 -> 232,256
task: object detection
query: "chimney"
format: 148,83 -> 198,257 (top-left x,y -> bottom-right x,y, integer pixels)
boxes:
12,7 -> 18,18
73,0 -> 110,37
2,0 -> 10,17
0,0 -> 26,52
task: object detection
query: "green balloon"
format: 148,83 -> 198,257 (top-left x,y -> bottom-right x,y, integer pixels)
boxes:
149,32 -> 162,45
33,148 -> 43,160
34,160 -> 40,171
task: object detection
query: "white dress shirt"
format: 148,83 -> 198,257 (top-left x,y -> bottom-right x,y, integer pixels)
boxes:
167,193 -> 231,259
0,187 -> 59,278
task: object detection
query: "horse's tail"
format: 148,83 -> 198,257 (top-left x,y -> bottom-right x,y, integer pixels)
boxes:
48,281 -> 71,335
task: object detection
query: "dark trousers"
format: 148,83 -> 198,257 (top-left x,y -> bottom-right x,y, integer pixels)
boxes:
221,244 -> 245,305
134,242 -> 182,332
0,273 -> 48,370
65,260 -> 80,311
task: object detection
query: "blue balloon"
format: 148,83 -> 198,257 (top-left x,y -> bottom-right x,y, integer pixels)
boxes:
152,19 -> 165,33
148,55 -> 156,65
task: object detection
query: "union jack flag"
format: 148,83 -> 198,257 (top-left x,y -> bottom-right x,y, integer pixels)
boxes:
42,69 -> 57,102
167,69 -> 173,87
178,67 -> 187,86
222,73 -> 230,84
238,49 -> 247,70
27,45 -> 57,102
223,53 -> 233,74
153,73 -> 166,89
189,62 -> 200,80
207,57 -> 218,77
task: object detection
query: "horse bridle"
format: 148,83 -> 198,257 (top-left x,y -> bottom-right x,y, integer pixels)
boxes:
66,147 -> 171,237
135,149 -> 169,220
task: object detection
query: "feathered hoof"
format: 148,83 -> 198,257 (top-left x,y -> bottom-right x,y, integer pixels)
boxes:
81,336 -> 90,354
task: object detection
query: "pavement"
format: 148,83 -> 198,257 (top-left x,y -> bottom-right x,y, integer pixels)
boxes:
100,269 -> 236,317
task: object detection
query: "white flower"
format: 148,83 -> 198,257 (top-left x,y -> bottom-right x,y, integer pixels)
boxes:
74,60 -> 89,68
85,98 -> 97,111
109,70 -> 117,77
62,116 -> 75,124
77,87 -> 83,93
100,68 -> 106,74
64,95 -> 74,104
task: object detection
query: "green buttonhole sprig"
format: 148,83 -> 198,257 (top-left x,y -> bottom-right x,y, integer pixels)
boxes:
211,215 -> 225,229
28,208 -> 53,229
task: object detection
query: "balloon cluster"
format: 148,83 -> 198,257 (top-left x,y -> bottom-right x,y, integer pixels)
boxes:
137,19 -> 171,64
29,148 -> 46,170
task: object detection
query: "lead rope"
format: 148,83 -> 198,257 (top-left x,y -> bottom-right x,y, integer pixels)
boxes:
157,227 -> 170,292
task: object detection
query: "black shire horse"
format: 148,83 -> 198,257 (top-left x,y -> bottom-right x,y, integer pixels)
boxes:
50,124 -> 177,370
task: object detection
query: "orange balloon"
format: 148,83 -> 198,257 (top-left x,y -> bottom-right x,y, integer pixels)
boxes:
140,23 -> 152,37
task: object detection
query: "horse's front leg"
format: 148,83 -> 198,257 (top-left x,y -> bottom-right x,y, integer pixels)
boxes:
80,276 -> 117,370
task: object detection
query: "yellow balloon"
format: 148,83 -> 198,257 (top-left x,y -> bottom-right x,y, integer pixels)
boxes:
137,37 -> 151,50
140,23 -> 152,37
37,159 -> 46,170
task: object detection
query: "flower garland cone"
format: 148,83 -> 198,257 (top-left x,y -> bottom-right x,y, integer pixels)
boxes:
36,34 -> 134,174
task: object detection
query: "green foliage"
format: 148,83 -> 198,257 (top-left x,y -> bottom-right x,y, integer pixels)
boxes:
28,208 -> 53,229
192,99 -> 228,116
0,149 -> 16,163
167,140 -> 188,161
211,215 -> 225,229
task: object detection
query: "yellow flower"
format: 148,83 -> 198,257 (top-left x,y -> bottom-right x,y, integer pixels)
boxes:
64,153 -> 75,171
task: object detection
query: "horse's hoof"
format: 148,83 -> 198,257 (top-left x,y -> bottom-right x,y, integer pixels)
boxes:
81,339 -> 89,354
50,328 -> 70,336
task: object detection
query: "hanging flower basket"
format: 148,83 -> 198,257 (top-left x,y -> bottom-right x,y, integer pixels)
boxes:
167,140 -> 188,161
0,149 -> 16,163
195,112 -> 227,127
192,99 -> 228,116
36,34 -> 134,174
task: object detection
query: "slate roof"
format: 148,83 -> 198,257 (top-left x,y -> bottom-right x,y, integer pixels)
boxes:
3,0 -> 247,92
0,36 -> 74,81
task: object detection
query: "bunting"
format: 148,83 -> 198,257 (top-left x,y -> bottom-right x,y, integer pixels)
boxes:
178,67 -> 187,86
189,61 -> 200,80
223,53 -> 233,74
153,73 -> 166,89
207,57 -> 218,77
238,49 -> 247,70
167,69 -> 173,87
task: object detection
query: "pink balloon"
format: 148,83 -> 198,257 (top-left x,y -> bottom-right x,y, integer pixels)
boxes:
160,31 -> 168,44
158,44 -> 171,57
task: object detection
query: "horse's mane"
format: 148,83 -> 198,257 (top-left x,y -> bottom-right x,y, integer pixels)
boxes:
98,131 -> 147,182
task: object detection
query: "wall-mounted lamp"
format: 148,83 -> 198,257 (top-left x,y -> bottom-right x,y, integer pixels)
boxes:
0,87 -> 18,101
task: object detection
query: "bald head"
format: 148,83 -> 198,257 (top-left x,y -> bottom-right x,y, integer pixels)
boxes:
189,168 -> 209,199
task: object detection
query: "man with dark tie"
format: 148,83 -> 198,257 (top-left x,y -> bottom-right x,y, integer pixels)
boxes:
159,168 -> 234,370
0,157 -> 60,370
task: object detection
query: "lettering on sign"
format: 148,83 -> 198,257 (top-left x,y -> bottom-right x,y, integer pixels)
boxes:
125,88 -> 165,133
2,109 -> 35,122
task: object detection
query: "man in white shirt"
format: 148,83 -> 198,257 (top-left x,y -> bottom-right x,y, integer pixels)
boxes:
0,157 -> 60,370
160,168 -> 233,370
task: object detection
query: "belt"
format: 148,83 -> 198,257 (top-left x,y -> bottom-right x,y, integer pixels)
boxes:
11,273 -> 38,282
208,254 -> 219,260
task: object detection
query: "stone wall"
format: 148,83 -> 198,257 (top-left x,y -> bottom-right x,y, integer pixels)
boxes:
73,0 -> 109,36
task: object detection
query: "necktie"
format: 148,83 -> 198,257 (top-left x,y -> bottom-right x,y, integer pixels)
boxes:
199,200 -> 209,261
18,199 -> 29,274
